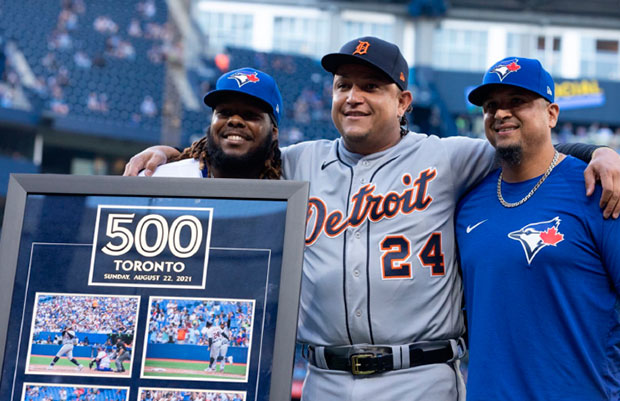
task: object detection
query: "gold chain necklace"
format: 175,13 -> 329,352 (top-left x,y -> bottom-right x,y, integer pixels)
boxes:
497,150 -> 559,208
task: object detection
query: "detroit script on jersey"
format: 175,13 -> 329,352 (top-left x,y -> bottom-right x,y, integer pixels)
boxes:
281,134 -> 495,346
305,169 -> 436,245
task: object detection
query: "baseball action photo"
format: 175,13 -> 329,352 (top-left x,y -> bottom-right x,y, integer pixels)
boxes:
25,293 -> 140,377
137,387 -> 245,401
22,383 -> 129,401
141,297 -> 255,382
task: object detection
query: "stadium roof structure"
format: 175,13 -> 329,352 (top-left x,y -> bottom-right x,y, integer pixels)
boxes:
235,0 -> 620,27
447,0 -> 620,27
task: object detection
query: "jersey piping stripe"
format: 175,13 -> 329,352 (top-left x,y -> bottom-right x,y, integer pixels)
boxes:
336,143 -> 355,345
321,159 -> 338,170
366,156 -> 400,344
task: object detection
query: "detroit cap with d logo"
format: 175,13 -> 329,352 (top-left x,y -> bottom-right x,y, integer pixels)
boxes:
203,67 -> 283,125
468,57 -> 555,106
321,36 -> 409,90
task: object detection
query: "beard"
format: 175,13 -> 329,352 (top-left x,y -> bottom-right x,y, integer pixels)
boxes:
206,131 -> 273,178
495,144 -> 522,167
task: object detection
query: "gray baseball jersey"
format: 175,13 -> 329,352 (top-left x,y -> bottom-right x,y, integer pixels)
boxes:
151,132 -> 495,399
61,330 -> 76,345
282,133 -> 494,347
207,325 -> 226,359
55,330 -> 77,358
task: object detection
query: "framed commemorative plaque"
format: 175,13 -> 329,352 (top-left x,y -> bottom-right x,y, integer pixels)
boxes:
0,174 -> 308,401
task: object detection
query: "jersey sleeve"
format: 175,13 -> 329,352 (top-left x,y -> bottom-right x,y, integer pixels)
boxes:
280,142 -> 310,180
442,136 -> 496,198
554,142 -> 600,163
600,208 -> 620,295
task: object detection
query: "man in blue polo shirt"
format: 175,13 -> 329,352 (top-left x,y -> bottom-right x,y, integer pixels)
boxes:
456,57 -> 620,400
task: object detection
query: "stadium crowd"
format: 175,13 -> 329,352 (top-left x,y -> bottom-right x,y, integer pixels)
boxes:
140,390 -> 244,401
0,0 -> 619,171
24,385 -> 127,401
147,299 -> 253,347
42,0 -> 172,117
32,294 -> 138,335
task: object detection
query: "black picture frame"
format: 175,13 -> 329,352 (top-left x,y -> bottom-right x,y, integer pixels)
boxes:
0,174 -> 308,401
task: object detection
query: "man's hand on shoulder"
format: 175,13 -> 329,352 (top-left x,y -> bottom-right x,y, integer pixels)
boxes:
123,145 -> 181,176
585,147 -> 620,219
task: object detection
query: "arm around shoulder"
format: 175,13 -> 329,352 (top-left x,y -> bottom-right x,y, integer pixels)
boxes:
123,145 -> 181,176
443,136 -> 496,197
582,147 -> 620,219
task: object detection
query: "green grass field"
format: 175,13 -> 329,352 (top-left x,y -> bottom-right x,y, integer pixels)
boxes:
143,358 -> 247,379
29,355 -> 128,371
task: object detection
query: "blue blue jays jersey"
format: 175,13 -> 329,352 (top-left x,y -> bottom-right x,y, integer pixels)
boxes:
456,156 -> 620,401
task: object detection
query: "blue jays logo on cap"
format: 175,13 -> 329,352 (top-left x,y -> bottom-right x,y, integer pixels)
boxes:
490,58 -> 521,81
228,71 -> 260,87
203,67 -> 283,125
468,57 -> 555,106
508,216 -> 564,265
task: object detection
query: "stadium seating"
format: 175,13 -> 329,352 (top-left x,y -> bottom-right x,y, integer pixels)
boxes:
0,0 -> 168,143
0,0 -> 341,149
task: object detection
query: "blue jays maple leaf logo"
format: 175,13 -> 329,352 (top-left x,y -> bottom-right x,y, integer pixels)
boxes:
507,216 -> 564,265
228,71 -> 260,87
490,59 -> 521,81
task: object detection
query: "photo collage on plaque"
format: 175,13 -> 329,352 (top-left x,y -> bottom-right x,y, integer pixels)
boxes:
23,292 -> 254,397
0,193 -> 297,401
22,383 -> 129,401
26,293 -> 140,378
141,296 -> 255,383
138,387 -> 246,400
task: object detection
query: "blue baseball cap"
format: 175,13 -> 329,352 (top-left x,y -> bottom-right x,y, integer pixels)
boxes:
203,67 -> 283,125
321,36 -> 409,91
468,57 -> 555,106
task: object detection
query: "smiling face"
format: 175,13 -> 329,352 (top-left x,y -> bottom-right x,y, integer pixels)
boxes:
207,95 -> 277,177
331,63 -> 412,155
482,86 -> 558,160
210,96 -> 276,157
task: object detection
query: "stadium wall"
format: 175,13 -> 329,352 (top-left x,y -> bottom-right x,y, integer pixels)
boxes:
35,331 -> 108,344
146,343 -> 248,363
32,344 -> 96,358
31,343 -> 249,363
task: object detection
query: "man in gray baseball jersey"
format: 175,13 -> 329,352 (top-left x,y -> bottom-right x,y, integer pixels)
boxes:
125,37 -> 620,400
47,326 -> 84,371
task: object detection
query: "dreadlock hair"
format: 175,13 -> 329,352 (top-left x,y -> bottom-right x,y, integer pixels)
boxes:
171,125 -> 282,179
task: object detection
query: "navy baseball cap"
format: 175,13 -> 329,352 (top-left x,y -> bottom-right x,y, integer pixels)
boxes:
468,57 -> 555,106
321,36 -> 409,91
203,67 -> 283,125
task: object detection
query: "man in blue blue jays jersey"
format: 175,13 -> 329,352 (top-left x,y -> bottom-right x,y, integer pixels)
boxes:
456,57 -> 620,401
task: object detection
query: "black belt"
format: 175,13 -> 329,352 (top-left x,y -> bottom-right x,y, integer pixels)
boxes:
302,340 -> 457,376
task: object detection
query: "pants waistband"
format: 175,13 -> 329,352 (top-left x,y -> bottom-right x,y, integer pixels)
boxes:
301,338 -> 465,376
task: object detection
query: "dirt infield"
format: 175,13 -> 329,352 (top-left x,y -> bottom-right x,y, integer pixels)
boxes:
143,365 -> 243,379
28,363 -> 130,376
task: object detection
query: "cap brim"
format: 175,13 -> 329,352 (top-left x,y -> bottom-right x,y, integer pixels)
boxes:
203,89 -> 273,114
321,53 -> 399,87
467,84 -> 496,106
468,83 -> 551,106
